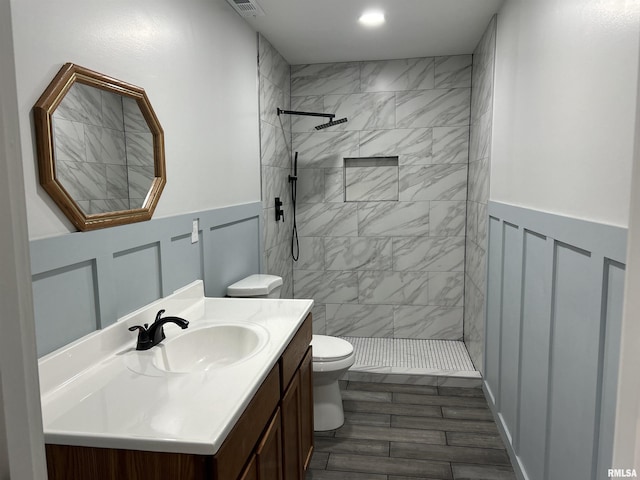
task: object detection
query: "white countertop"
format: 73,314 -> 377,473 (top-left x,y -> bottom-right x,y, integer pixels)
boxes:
38,281 -> 313,455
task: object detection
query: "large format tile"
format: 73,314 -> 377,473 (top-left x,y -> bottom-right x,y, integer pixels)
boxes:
297,168 -> 325,203
325,237 -> 392,271
326,304 -> 393,337
399,164 -> 467,201
442,407 -> 494,421
394,306 -> 463,340
359,128 -> 432,165
297,203 -> 358,237
391,415 -> 498,434
346,381 -> 438,396
451,464 -> 516,480
324,92 -> 395,131
345,166 -> 398,201
360,57 -> 435,92
343,411 -> 392,427
434,55 -> 473,88
429,272 -> 464,307
294,236 -> 325,271
392,392 -> 487,408
446,432 -> 505,449
328,453 -> 452,479
433,126 -> 470,164
307,469 -> 386,480
293,131 -> 359,168
260,75 -> 285,126
358,201 -> 430,237
390,441 -> 510,465
294,270 -> 358,303
311,304 -> 327,335
260,120 -> 289,168
292,62 -> 360,96
258,35 -> 290,90
359,271 -> 430,305
343,400 -> 442,419
323,167 -> 344,203
314,437 -> 389,456
290,96 -> 326,132
393,237 -> 465,272
335,424 -> 445,445
430,201 -> 467,236
396,88 -> 471,128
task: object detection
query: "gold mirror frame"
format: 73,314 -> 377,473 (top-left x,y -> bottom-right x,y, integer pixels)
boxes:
33,63 -> 166,231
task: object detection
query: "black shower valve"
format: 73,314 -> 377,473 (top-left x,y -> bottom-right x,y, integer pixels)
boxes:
275,197 -> 285,222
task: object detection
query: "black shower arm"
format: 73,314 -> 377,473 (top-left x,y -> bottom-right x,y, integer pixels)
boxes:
276,108 -> 335,120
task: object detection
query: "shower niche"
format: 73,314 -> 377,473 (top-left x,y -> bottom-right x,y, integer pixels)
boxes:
343,156 -> 399,202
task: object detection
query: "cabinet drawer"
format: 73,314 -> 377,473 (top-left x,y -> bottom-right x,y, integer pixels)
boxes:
279,313 -> 312,393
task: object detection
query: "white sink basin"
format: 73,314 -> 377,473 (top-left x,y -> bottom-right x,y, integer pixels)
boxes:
153,323 -> 268,373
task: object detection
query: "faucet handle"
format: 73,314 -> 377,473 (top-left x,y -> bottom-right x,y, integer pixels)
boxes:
128,325 -> 153,350
155,309 -> 165,323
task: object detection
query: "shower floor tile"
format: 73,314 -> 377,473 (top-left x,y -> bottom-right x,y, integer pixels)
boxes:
340,337 -> 480,380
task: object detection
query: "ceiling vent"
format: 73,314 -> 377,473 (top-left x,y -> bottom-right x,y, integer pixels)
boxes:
226,0 -> 265,17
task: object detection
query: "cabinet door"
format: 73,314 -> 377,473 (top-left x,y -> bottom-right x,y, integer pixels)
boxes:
239,455 -> 258,480
299,348 -> 314,471
256,408 -> 283,480
281,372 -> 301,480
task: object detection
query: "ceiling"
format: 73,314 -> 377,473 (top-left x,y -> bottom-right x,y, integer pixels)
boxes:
238,0 -> 505,65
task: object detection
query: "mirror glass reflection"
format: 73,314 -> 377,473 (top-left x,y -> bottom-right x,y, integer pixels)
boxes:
52,83 -> 155,215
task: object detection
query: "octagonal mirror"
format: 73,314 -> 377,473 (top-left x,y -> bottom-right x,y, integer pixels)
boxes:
33,63 -> 166,231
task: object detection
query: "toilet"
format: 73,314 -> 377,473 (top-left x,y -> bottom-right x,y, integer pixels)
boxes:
226,274 -> 283,298
226,274 -> 355,431
310,334 -> 355,431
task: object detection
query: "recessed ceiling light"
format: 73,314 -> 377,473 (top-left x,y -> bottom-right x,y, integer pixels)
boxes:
359,10 -> 385,27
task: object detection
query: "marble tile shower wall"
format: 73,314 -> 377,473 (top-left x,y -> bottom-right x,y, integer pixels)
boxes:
291,57 -> 472,340
52,84 -> 154,214
464,17 -> 497,372
258,35 -> 294,298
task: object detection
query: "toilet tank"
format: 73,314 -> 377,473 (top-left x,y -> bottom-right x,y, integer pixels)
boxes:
227,274 -> 283,298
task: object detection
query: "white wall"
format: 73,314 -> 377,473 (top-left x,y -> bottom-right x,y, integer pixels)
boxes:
11,0 -> 261,239
613,44 -> 640,470
492,0 -> 640,227
0,0 -> 47,478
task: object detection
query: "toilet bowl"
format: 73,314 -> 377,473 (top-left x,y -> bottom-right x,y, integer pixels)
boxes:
311,334 -> 355,431
227,275 -> 355,431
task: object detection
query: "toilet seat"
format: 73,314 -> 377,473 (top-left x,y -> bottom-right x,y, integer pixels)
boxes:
311,335 -> 354,362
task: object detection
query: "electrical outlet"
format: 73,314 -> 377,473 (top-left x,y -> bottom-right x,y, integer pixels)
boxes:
191,219 -> 199,244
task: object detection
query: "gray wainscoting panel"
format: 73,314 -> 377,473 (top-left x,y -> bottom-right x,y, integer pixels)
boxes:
498,222 -> 522,444
113,242 -> 162,318
32,260 -> 98,356
546,242 -> 601,480
516,230 -> 553,480
204,218 -> 261,298
484,201 -> 627,480
484,216 -> 502,406
30,202 -> 262,356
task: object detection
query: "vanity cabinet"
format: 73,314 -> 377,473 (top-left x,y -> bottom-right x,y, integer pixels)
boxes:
45,313 -> 313,480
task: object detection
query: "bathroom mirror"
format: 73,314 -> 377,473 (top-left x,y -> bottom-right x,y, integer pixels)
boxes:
33,63 -> 166,231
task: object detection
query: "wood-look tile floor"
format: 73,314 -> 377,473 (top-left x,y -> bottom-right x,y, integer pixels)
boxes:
306,381 -> 516,480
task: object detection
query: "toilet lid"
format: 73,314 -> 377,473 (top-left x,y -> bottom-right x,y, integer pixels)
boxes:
311,335 -> 354,362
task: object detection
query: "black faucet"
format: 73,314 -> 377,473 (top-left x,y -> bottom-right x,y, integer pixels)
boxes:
128,309 -> 189,350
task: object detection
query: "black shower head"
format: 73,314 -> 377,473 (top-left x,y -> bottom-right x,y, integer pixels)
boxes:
315,117 -> 348,130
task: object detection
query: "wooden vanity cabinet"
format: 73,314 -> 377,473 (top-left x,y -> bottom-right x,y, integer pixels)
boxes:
280,312 -> 314,480
45,313 -> 313,480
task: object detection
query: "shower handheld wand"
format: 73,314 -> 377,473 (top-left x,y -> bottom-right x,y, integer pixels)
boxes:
289,152 -> 299,261
276,108 -> 348,130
